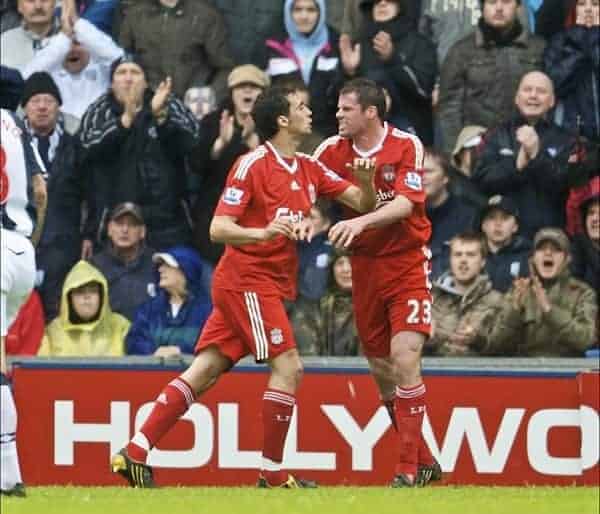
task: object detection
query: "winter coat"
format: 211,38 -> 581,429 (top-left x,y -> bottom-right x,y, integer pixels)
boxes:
485,236 -> 532,293
353,13 -> 437,144
544,26 -> 600,143
571,234 -> 600,291
297,233 -> 335,301
118,0 -> 234,100
318,288 -> 360,356
78,90 -> 200,250
472,116 -> 574,239
39,260 -> 130,356
427,192 -> 477,280
91,245 -> 156,321
428,272 -> 502,356
254,0 -> 340,137
438,20 -> 545,153
189,106 -> 254,264
484,263 -> 597,356
125,246 -> 212,355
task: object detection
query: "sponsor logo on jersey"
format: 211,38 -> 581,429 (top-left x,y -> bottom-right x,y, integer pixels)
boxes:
275,207 -> 304,223
223,186 -> 244,205
270,328 -> 284,345
404,171 -> 422,191
375,188 -> 395,208
381,164 -> 396,183
324,169 -> 342,182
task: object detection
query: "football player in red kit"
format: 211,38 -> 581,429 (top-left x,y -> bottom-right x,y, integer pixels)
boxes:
314,78 -> 441,487
111,85 -> 376,488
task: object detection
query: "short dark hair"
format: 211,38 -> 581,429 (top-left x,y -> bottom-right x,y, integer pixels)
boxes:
252,85 -> 298,142
449,231 -> 488,258
339,78 -> 386,120
424,147 -> 450,175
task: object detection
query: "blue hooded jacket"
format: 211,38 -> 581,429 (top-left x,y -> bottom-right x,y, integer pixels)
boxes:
126,246 -> 212,355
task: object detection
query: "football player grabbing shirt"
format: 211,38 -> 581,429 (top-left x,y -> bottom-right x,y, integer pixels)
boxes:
112,85 -> 376,488
314,78 -> 440,487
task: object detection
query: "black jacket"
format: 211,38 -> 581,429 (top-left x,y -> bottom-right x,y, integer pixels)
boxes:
571,234 -> 600,291
544,26 -> 600,143
472,116 -> 574,239
485,236 -> 532,293
78,90 -> 200,250
356,14 -> 437,145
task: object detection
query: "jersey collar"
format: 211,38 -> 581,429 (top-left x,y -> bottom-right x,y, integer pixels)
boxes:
352,122 -> 389,158
265,141 -> 298,174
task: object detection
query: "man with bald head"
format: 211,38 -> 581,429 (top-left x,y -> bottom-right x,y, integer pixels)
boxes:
472,71 -> 575,239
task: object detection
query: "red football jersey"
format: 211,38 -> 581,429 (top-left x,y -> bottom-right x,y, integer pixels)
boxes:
212,142 -> 352,299
314,123 -> 431,256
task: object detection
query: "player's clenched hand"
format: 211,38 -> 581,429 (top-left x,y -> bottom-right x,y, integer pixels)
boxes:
348,157 -> 376,185
292,218 -> 315,242
328,217 -> 366,249
263,218 -> 295,241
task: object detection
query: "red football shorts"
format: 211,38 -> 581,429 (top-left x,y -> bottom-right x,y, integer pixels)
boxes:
351,247 -> 432,358
195,288 -> 297,364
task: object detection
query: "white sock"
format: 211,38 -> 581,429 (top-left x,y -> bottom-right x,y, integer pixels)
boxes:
1,384 -> 23,490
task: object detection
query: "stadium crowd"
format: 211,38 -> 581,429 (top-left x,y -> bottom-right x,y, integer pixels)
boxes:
1,0 -> 598,359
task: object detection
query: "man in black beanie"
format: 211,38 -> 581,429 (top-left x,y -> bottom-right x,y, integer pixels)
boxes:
20,70 -> 85,321
438,0 -> 546,154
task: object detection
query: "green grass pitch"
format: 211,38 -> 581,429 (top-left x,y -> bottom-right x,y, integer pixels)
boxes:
1,486 -> 598,514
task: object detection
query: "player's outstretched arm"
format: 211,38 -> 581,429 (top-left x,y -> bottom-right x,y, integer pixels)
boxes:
210,215 -> 296,246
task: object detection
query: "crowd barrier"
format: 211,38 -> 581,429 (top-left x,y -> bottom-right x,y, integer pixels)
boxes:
11,356 -> 599,486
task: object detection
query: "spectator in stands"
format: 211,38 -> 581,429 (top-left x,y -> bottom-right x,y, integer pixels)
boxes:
255,0 -> 340,138
78,56 -> 200,255
190,65 -> 270,266
438,0 -> 545,153
118,0 -> 234,100
126,246 -> 212,357
472,71 -> 574,239
289,199 -> 335,354
340,0 -> 422,42
209,0 -> 281,66
38,260 -> 130,356
543,0 -> 599,143
73,0 -> 118,35
427,232 -> 501,356
184,86 -> 217,121
91,203 -> 156,321
424,148 -> 477,279
451,125 -> 487,179
571,181 -> 600,290
1,0 -> 59,70
339,0 -> 437,144
21,71 -> 84,321
22,0 -> 123,122
536,0 -> 571,38
1,0 -> 21,34
5,291 -> 45,356
484,227 -> 597,356
317,251 -> 360,356
480,195 -> 531,292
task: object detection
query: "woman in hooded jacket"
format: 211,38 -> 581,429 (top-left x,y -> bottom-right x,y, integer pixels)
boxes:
125,246 -> 212,357
38,260 -> 130,356
254,0 -> 340,138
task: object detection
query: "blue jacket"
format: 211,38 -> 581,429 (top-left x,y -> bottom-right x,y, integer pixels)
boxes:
126,246 -> 212,355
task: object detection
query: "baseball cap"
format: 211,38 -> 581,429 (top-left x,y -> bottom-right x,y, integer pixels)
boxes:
480,195 -> 520,223
227,65 -> 270,90
152,252 -> 179,268
533,227 -> 570,253
109,202 -> 144,224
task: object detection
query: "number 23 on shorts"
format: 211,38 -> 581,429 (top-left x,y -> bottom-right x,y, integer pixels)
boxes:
406,298 -> 432,325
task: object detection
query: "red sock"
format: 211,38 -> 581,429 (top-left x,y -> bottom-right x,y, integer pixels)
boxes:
126,377 -> 196,463
393,383 -> 428,477
260,389 -> 295,486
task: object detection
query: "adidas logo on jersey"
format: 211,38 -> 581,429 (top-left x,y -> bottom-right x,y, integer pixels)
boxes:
290,180 -> 301,191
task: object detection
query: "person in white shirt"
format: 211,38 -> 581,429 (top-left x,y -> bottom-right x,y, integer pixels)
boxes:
22,0 -> 123,121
